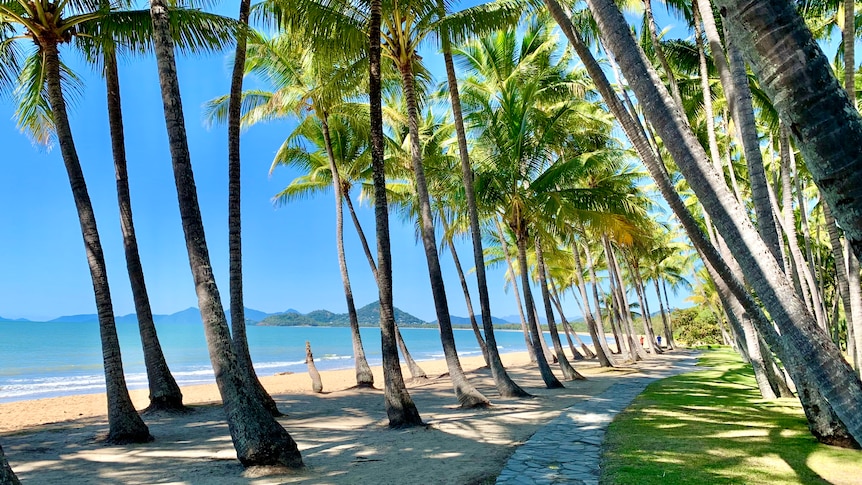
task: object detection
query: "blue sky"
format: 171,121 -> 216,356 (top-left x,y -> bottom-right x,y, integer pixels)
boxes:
0,2 -> 694,322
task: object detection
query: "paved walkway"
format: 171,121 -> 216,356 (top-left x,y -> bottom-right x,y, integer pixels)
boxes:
495,352 -> 701,485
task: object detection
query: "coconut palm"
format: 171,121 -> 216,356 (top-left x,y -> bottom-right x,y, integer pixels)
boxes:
578,0 -> 862,444
433,0 -> 529,398
147,0 -> 303,466
462,16 -> 641,385
85,2 -> 239,414
714,0 -> 862,266
1,0 -> 152,443
207,32 -> 376,389
226,0 -> 284,416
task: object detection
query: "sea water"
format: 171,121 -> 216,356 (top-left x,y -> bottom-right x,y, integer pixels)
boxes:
0,320 -> 593,403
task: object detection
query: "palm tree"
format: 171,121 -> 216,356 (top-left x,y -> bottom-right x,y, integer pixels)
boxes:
0,444 -> 19,485
147,0 -> 302,466
434,0 -> 529,398
207,33 -> 376,389
580,0 -> 862,444
462,17 -> 637,385
714,0 -> 862,266
370,0 -> 423,426
72,1 -> 239,414
1,0 -> 151,444
226,0 -> 284,416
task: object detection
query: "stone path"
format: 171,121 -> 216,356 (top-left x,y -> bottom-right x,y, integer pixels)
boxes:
495,352 -> 701,485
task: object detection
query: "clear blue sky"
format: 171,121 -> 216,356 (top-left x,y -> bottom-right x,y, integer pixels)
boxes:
0,3 -> 693,322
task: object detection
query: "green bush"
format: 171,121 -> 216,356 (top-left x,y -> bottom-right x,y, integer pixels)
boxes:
672,307 -> 722,346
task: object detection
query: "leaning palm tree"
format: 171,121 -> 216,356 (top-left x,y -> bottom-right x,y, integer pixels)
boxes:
714,0 -> 862,266
206,32 -> 375,389
462,17 -> 633,386
1,0 -> 151,444
570,0 -> 862,445
147,0 -> 302,466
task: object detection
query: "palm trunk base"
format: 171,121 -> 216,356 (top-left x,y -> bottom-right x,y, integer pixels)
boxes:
106,417 -> 153,445
142,395 -> 189,414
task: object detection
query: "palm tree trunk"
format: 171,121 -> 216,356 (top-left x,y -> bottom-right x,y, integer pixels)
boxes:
643,0 -> 683,109
551,283 -> 593,358
714,0 -> 862,265
630,258 -> 661,354
305,341 -> 323,393
228,0 -> 282,417
515,231 -> 563,388
368,0 -> 423,427
148,0 -> 302,464
344,192 -> 378,277
693,2 -> 722,168
441,217 -> 489,366
824,201 -> 861,370
779,129 -> 826,329
0,444 -> 19,485
44,40 -> 151,445
495,218 -> 537,361
581,242 -> 616,362
605,238 -> 646,360
439,19 -> 527,397
104,46 -> 183,412
319,114 -> 375,388
724,30 -> 784,266
582,0 -> 862,444
344,192 -> 426,379
571,265 -> 614,368
398,63 -> 488,408
535,239 -> 582,380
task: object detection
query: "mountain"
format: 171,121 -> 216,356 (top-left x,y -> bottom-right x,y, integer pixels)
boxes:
49,313 -> 99,323
257,301 -> 429,327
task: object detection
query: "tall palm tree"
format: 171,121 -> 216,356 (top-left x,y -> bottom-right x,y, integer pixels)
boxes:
1,0 -> 151,444
147,0 -> 302,466
368,0 -> 423,426
580,0 -> 862,444
714,0 -> 862,265
463,17 -> 638,385
434,0 -> 529,398
207,33 -> 376,389
227,0 -> 283,416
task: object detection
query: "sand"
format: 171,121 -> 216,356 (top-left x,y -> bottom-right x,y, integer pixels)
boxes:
0,350 -> 688,484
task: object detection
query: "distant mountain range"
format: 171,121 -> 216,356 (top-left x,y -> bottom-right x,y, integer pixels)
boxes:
0,304 -> 541,327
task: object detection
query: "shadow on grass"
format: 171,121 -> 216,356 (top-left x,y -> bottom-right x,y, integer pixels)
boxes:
600,349 -> 862,485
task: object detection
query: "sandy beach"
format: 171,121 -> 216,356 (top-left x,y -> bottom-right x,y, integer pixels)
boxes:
0,350 -> 687,484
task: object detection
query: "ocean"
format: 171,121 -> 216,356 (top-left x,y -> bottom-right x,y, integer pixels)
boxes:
0,320 -> 590,403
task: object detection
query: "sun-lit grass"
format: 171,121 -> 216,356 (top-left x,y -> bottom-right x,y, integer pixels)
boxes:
600,348 -> 862,484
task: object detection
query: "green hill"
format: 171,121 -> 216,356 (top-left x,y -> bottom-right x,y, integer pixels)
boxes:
257,301 -> 432,327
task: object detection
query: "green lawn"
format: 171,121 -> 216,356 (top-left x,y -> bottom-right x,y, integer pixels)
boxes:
600,348 -> 862,484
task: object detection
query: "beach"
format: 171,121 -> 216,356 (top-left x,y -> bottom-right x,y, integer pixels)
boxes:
0,350 -> 684,484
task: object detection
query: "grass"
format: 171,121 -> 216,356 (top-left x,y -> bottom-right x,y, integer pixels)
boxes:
600,348 -> 862,484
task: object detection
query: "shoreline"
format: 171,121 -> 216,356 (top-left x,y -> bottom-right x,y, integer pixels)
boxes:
0,351 -> 533,435
0,329 -> 600,405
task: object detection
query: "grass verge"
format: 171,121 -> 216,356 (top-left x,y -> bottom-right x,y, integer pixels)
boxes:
600,348 -> 862,484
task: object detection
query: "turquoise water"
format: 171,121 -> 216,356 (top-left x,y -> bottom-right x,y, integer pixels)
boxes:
0,320 -> 590,403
